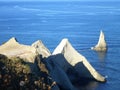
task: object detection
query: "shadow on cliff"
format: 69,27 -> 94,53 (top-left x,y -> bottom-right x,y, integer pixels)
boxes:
0,54 -> 57,90
67,59 -> 101,88
68,62 -> 100,90
30,54 -> 48,75
44,54 -> 102,90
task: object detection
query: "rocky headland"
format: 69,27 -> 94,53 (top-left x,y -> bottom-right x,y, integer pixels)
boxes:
0,37 -> 106,90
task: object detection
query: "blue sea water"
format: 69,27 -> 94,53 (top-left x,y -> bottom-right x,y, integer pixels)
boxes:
0,1 -> 120,90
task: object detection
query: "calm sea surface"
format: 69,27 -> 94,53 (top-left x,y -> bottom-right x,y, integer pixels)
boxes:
0,1 -> 120,90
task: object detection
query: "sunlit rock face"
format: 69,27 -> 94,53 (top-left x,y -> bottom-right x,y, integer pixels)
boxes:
32,40 -> 51,58
91,30 -> 107,51
52,38 -> 106,82
0,38 -> 51,63
0,37 -> 37,63
0,37 -> 107,89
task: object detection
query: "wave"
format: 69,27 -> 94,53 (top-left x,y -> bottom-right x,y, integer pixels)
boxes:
12,5 -> 106,15
5,4 -> 120,16
0,18 -> 29,21
81,5 -> 116,9
13,5 -> 41,11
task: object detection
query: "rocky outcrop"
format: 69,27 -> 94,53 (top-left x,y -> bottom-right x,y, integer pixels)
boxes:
0,37 -> 106,90
0,37 -> 51,63
45,57 -> 75,90
0,37 -> 37,63
0,37 -> 59,90
0,38 -> 52,80
32,40 -> 51,58
91,30 -> 107,51
0,54 -> 59,90
52,38 -> 106,82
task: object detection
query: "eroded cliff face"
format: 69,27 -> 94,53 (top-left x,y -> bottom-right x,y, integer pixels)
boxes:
0,37 -> 106,90
45,56 -> 75,90
52,38 -> 106,82
0,37 -> 59,90
91,30 -> 107,51
0,54 -> 58,90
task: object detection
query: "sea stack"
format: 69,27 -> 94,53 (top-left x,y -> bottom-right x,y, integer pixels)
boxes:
91,30 -> 107,51
52,38 -> 106,82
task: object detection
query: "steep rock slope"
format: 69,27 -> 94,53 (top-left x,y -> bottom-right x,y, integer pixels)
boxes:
52,38 -> 106,82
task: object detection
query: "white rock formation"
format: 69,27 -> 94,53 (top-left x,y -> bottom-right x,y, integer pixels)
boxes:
32,40 -> 51,57
91,30 -> 107,51
0,37 -> 37,63
52,38 -> 106,82
0,37 -> 52,63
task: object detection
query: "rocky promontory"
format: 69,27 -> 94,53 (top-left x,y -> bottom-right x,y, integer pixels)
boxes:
0,37 -> 106,90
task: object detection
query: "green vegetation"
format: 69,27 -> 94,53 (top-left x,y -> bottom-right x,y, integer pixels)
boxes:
0,54 -> 56,90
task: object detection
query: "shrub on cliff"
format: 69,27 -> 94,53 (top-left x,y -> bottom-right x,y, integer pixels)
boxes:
0,54 -> 57,90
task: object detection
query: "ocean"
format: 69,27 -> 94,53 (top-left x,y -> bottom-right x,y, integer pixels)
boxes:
0,1 -> 120,90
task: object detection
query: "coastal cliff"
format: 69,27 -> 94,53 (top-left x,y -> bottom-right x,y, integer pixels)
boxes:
52,38 -> 106,82
0,37 -> 106,90
0,37 -> 37,63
